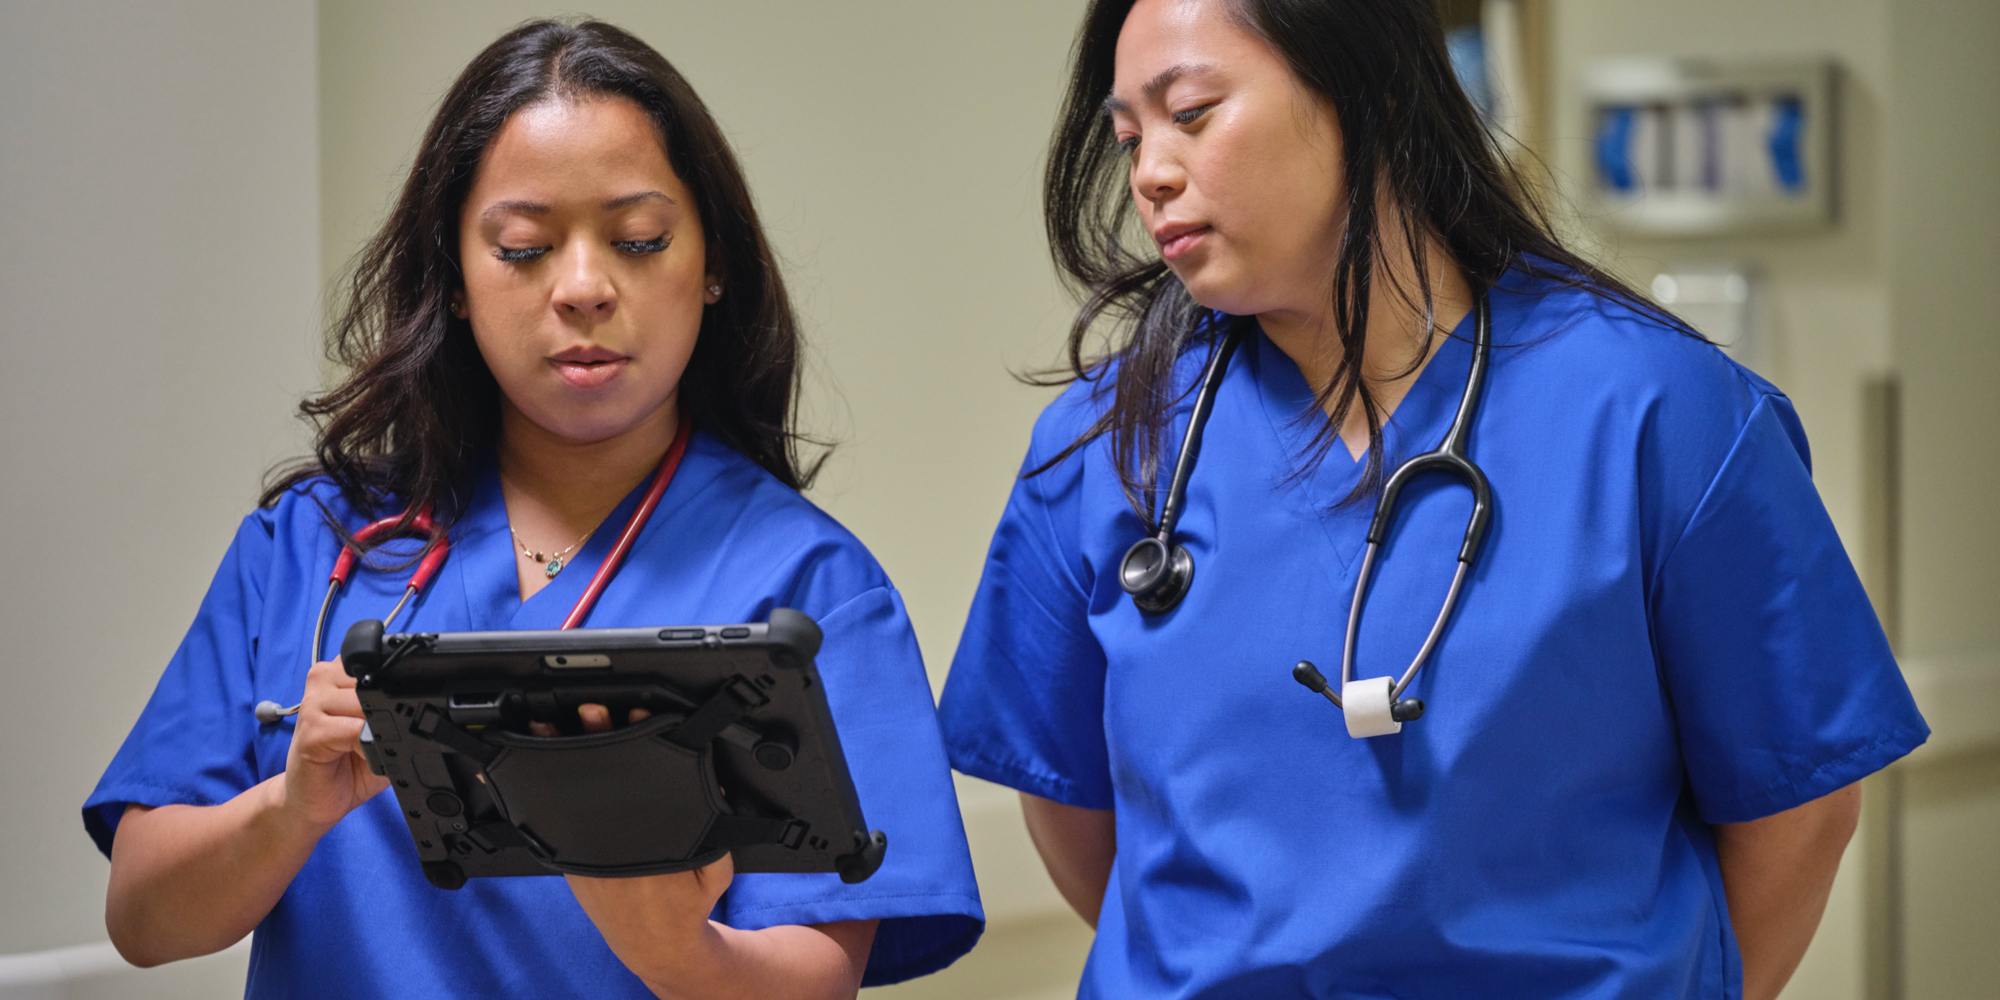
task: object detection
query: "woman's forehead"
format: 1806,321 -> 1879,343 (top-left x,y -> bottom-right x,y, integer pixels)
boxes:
472,97 -> 683,206
1111,0 -> 1275,100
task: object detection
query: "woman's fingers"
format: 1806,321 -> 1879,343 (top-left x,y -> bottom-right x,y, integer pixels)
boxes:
282,662 -> 390,825
524,704 -> 645,736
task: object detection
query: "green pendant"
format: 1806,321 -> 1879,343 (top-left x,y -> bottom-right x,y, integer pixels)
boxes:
544,557 -> 563,577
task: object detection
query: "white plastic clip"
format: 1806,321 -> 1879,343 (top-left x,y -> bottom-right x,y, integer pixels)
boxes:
1342,675 -> 1402,738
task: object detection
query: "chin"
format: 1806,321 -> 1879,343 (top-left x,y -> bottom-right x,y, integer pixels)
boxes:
1174,268 -> 1258,319
514,402 -> 651,447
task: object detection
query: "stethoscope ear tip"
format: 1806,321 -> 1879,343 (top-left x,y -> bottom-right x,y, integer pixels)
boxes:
1292,660 -> 1330,694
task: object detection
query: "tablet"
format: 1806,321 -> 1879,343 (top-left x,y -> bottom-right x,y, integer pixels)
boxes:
342,608 -> 887,891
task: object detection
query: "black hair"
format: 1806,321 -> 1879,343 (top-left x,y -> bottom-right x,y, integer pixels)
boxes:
1037,0 -> 1682,512
264,18 -> 821,528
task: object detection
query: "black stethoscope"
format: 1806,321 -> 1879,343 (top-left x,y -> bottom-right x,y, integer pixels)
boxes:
1117,292 -> 1494,738
253,418 -> 694,724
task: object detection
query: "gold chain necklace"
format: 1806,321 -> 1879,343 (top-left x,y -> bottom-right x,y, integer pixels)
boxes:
510,525 -> 593,578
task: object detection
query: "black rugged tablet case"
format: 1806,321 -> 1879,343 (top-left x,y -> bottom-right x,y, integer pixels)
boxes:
343,608 -> 887,890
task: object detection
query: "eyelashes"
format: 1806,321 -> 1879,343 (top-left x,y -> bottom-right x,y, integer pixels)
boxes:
1111,104 -> 1215,157
613,235 -> 670,256
491,234 -> 672,264
494,246 -> 548,264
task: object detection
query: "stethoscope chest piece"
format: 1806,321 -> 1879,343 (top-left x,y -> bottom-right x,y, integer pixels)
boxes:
1119,323 -> 1248,619
1120,536 -> 1194,615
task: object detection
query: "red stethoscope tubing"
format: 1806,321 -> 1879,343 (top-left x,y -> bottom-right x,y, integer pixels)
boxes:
260,418 -> 692,724
561,416 -> 690,629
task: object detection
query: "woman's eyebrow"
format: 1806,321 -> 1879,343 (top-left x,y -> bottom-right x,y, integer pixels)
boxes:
480,199 -> 549,222
478,192 -> 673,222
603,190 -> 674,211
1103,62 -> 1212,116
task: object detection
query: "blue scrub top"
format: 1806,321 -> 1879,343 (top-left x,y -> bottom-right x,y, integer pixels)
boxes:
85,430 -> 983,996
938,273 -> 1927,1000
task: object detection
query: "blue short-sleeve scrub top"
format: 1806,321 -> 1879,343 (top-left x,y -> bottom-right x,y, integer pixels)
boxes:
85,430 -> 984,998
938,273 -> 1928,1000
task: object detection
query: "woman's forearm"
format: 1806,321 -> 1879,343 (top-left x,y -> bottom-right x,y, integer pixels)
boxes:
567,863 -> 873,1000
106,778 -> 332,966
1713,782 -> 1862,1000
638,921 -> 875,1000
1020,793 -> 1116,928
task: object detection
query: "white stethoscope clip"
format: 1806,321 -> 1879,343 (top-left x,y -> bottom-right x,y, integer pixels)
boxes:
1341,676 -> 1402,738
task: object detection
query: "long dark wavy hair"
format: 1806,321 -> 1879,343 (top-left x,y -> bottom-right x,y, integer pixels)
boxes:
264,18 -> 820,533
1038,0 -> 1680,512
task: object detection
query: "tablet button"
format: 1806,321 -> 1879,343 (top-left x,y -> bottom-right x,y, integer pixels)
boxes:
721,627 -> 751,639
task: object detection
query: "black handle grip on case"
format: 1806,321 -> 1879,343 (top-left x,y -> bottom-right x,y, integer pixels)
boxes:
342,619 -> 386,678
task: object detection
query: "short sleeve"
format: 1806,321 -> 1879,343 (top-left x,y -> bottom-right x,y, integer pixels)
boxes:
83,510 -> 275,855
715,586 -> 984,987
1653,395 -> 1928,824
938,417 -> 1114,810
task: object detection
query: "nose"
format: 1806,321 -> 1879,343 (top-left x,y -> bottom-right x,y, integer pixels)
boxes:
552,242 -> 617,322
1129,133 -> 1185,208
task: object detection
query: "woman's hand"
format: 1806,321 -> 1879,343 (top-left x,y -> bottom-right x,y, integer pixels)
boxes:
280,657 -> 392,829
108,657 -> 387,967
561,706 -> 875,999
566,855 -> 736,987
568,858 -> 874,1000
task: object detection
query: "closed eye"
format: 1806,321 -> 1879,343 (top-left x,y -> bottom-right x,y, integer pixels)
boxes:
614,235 -> 670,256
1172,104 -> 1213,126
494,246 -> 549,264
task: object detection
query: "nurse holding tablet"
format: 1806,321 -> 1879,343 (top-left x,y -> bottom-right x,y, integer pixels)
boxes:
86,19 -> 980,999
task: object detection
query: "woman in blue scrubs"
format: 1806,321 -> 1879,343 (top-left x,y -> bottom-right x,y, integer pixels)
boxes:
938,2 -> 1925,998
84,20 -> 980,999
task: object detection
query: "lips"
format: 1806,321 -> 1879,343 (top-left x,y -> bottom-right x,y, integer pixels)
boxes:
1152,221 -> 1211,262
547,345 -> 629,390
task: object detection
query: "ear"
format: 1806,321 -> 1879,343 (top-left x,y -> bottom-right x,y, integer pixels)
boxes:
703,275 -> 723,305
451,288 -> 468,319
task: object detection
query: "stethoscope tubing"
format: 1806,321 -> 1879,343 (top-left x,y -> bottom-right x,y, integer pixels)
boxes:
1113,290 -> 1496,732
255,417 -> 693,725
1157,326 -> 1247,544
1331,289 -> 1494,707
1116,324 -> 1250,613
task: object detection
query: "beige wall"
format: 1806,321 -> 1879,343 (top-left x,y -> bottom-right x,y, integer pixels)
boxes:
0,0 -> 321,957
1884,1 -> 2000,996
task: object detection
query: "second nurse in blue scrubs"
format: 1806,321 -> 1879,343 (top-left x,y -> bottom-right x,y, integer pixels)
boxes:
939,1 -> 1925,998
86,19 -> 979,999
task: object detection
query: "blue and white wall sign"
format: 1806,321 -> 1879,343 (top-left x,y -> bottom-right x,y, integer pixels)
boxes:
1582,57 -> 1837,236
